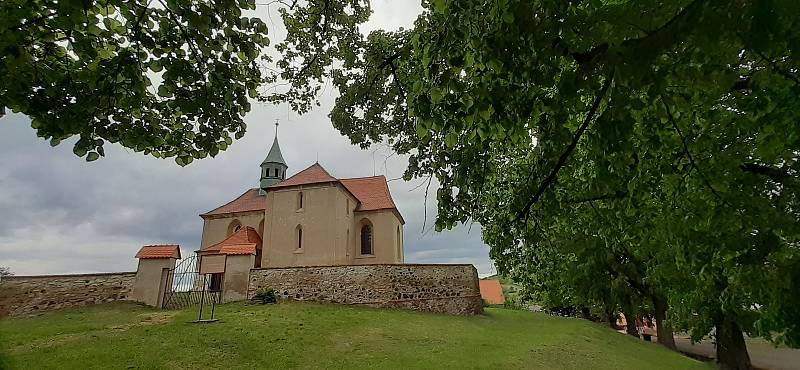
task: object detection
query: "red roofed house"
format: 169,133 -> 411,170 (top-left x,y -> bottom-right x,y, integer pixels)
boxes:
194,127 -> 405,300
479,279 -> 505,305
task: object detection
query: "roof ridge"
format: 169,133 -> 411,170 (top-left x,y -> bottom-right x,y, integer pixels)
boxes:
340,175 -> 386,181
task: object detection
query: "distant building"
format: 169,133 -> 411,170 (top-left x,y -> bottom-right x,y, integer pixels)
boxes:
479,279 -> 505,305
196,128 -> 405,270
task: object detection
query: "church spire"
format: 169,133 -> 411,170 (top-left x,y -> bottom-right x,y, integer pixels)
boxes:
260,120 -> 288,193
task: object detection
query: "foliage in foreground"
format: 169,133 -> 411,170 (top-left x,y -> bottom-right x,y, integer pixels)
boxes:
2,0 -> 271,164
0,302 -> 708,370
273,1 -> 800,369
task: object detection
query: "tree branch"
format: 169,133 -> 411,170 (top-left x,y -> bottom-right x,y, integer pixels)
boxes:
514,71 -> 614,222
662,99 -> 728,204
571,0 -> 706,66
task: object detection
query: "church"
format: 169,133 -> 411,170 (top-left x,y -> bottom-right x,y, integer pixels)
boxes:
195,129 -> 405,274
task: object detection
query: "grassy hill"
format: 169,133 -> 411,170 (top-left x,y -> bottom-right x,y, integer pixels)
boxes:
0,302 -> 709,369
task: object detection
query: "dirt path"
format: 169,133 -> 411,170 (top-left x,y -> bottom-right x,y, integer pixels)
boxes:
674,336 -> 800,370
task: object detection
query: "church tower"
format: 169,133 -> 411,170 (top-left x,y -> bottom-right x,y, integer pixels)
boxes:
259,121 -> 287,193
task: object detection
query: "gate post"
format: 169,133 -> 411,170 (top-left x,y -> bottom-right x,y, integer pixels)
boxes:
131,245 -> 180,307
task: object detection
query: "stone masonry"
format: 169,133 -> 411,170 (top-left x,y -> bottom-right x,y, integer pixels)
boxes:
0,272 -> 136,317
247,264 -> 483,315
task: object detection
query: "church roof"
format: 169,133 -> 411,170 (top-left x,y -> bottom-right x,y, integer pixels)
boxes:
262,136 -> 286,165
200,189 -> 265,218
197,226 -> 261,255
340,176 -> 397,212
201,163 -> 403,223
268,163 -> 337,189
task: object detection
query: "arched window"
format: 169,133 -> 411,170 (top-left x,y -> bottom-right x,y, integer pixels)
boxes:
360,223 -> 373,255
297,192 -> 304,210
227,219 -> 242,236
296,225 -> 303,249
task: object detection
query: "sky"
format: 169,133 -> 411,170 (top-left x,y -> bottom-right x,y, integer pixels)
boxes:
0,1 -> 497,277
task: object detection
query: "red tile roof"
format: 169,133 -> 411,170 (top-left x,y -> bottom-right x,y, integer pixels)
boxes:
200,189 -> 265,218
136,245 -> 181,259
479,279 -> 505,305
197,226 -> 261,255
269,163 -> 337,189
340,176 -> 397,211
218,244 -> 258,255
200,163 -> 402,222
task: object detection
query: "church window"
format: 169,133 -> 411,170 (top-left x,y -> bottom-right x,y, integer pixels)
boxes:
227,219 -> 242,236
360,223 -> 373,255
297,192 -> 304,210
296,225 -> 303,249
346,199 -> 349,215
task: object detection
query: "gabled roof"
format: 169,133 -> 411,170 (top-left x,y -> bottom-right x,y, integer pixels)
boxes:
269,163 -> 337,189
197,226 -> 261,255
340,176 -> 397,212
201,163 -> 403,223
200,189 -> 265,218
136,245 -> 181,259
262,136 -> 286,165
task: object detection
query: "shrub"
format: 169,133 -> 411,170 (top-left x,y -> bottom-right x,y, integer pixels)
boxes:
254,287 -> 277,304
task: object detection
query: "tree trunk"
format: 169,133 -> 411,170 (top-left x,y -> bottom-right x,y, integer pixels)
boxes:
653,296 -> 676,350
716,316 -> 753,370
621,309 -> 640,338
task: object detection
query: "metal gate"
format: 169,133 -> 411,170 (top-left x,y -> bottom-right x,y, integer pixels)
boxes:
161,255 -> 221,311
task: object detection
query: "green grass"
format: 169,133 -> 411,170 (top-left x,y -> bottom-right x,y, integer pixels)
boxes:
0,302 -> 710,369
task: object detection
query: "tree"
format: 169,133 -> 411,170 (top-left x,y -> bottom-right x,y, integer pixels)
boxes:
1,0 -> 270,165
274,1 -> 800,369
0,266 -> 13,280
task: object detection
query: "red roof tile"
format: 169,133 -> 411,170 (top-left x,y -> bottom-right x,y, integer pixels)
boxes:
219,244 -> 258,255
479,279 -> 505,305
269,163 -> 337,189
201,189 -> 265,218
136,245 -> 181,259
197,226 -> 261,255
201,163 -> 403,222
340,176 -> 397,211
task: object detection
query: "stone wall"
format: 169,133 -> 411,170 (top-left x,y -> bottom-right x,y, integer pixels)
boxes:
247,264 -> 483,315
0,272 -> 136,317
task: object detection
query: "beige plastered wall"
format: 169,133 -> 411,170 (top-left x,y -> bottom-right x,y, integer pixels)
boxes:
353,209 -> 404,264
130,258 -> 177,307
262,183 -> 349,267
222,254 -> 255,302
200,211 -> 265,248
261,183 -> 404,267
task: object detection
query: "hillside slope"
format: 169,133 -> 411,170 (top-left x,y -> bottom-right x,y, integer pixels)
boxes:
0,302 -> 709,369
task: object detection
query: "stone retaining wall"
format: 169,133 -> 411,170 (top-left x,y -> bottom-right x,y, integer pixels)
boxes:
247,264 -> 483,315
0,272 -> 136,317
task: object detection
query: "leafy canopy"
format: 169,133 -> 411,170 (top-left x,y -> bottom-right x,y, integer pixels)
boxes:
1,0 -> 269,165
273,0 -> 800,355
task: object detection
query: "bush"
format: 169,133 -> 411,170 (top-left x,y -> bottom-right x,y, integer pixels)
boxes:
254,287 -> 277,304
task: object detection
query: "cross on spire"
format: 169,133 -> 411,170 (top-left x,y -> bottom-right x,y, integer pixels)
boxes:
274,118 -> 279,138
